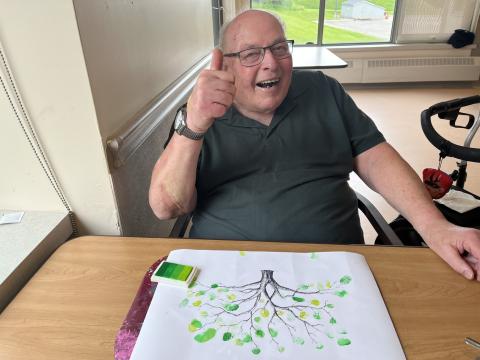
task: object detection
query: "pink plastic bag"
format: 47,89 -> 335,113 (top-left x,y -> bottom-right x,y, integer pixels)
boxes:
114,257 -> 164,360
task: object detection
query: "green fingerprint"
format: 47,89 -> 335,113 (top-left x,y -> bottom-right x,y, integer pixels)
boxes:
222,332 -> 233,341
337,338 -> 352,346
294,337 -> 305,345
292,296 -> 305,302
224,303 -> 239,311
194,328 -> 216,343
243,334 -> 252,343
188,319 -> 202,332
255,329 -> 265,338
335,290 -> 348,297
268,328 -> 278,338
252,348 -> 261,355
340,275 -> 352,284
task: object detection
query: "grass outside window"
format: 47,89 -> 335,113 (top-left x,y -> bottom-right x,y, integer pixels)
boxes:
252,0 -> 396,44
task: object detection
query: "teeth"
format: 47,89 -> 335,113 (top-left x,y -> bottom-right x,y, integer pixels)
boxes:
257,79 -> 279,88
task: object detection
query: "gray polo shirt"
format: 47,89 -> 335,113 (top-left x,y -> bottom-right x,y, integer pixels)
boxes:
190,70 -> 385,244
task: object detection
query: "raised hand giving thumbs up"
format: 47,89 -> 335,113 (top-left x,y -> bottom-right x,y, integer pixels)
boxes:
186,49 -> 236,134
210,47 -> 224,71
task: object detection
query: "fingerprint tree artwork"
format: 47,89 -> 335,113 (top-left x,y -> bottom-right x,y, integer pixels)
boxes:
179,267 -> 353,356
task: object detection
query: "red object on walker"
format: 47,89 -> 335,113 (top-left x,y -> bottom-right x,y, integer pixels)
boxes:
422,168 -> 453,199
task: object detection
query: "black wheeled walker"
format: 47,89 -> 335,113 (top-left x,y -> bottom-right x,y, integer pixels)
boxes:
377,95 -> 480,246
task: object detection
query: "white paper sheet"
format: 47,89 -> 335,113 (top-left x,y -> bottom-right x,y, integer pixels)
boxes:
0,211 -> 24,225
130,250 -> 405,360
436,188 -> 480,213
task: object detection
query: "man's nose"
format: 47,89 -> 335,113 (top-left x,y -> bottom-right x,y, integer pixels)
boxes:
261,48 -> 279,69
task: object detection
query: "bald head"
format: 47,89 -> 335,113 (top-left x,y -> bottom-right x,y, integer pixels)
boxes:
219,10 -> 286,53
215,9 -> 292,124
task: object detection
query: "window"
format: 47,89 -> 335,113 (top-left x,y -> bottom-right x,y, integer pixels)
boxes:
251,0 -> 479,46
396,0 -> 478,43
212,0 -> 224,46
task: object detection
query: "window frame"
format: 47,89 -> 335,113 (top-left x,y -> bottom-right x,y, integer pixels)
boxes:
250,0 -> 479,47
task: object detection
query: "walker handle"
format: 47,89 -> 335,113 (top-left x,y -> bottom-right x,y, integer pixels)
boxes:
421,95 -> 480,163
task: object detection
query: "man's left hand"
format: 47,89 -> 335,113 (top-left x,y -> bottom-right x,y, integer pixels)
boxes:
423,223 -> 480,281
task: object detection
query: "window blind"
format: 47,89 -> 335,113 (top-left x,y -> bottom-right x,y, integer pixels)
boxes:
396,0 -> 478,43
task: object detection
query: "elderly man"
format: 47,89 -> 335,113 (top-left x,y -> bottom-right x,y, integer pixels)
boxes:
149,10 -> 480,280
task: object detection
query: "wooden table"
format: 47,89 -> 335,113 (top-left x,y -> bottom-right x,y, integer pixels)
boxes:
0,236 -> 478,360
292,46 -> 347,69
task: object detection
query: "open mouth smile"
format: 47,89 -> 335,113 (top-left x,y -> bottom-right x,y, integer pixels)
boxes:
256,79 -> 280,88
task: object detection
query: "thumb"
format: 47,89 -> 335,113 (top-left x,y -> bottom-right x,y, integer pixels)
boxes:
210,48 -> 223,71
444,250 -> 474,280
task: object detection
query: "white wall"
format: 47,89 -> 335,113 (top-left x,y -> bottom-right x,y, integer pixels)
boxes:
0,0 -> 119,235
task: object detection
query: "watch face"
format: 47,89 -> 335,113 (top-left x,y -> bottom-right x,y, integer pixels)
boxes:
173,106 -> 205,140
174,109 -> 185,132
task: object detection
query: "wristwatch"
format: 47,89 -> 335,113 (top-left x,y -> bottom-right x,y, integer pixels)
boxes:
173,105 -> 206,140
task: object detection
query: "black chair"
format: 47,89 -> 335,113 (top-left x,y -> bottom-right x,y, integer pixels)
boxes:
168,191 -> 403,246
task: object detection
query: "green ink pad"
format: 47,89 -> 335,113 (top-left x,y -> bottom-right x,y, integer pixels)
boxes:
151,261 -> 199,288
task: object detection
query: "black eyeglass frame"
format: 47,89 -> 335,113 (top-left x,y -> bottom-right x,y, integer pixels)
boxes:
223,40 -> 294,67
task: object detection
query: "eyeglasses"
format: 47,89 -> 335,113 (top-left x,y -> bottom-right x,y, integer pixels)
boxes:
223,40 -> 294,67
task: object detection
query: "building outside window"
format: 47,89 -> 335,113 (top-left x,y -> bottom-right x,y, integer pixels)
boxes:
251,0 -> 480,46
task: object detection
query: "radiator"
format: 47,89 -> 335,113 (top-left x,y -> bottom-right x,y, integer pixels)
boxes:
323,56 -> 480,83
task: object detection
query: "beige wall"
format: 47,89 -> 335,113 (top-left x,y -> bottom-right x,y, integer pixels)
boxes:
72,0 -> 215,236
0,72 -> 60,210
73,0 -> 214,141
0,1 -> 119,235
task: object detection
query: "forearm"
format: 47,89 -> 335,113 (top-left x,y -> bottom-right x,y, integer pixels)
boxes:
355,142 -> 480,280
148,49 -> 235,220
149,134 -> 202,219
354,142 -> 447,239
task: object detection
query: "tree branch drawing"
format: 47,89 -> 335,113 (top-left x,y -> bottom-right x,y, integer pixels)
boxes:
179,269 -> 352,356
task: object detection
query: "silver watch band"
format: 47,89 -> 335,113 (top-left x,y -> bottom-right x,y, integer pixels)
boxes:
179,125 -> 205,140
175,106 -> 206,140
